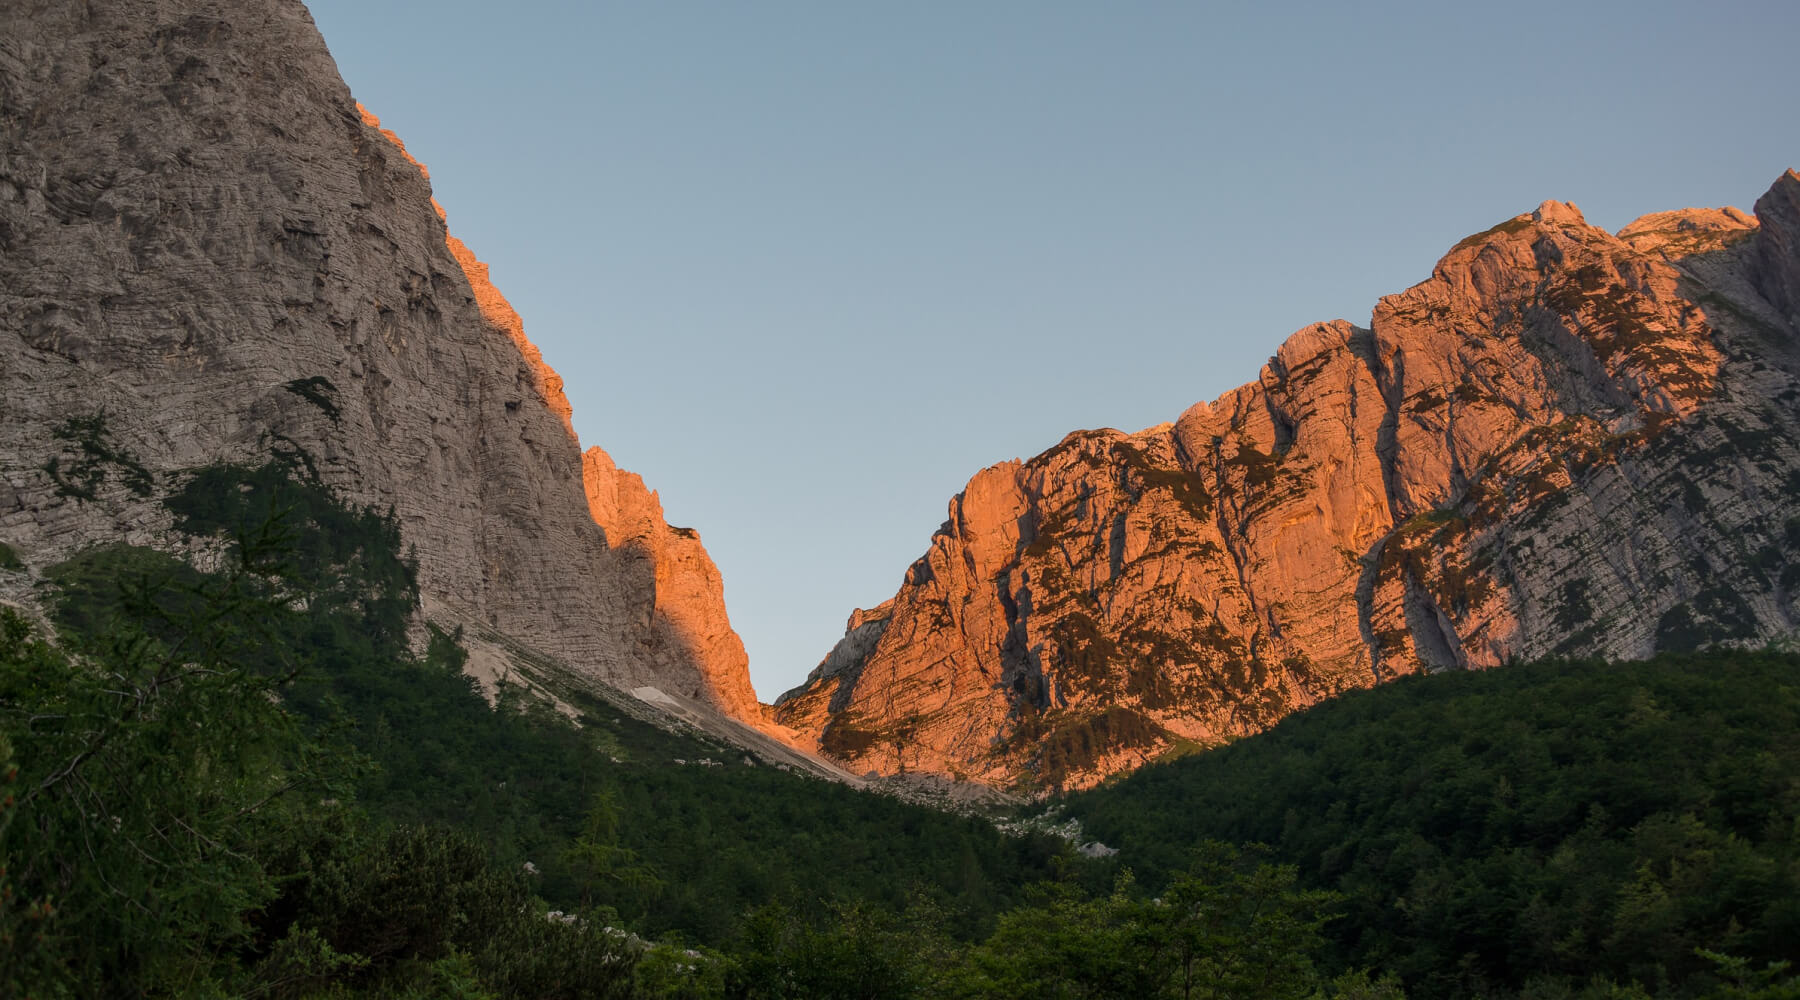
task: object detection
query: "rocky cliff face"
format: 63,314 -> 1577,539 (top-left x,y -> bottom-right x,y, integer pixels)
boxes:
0,1 -> 764,727
777,173 -> 1800,791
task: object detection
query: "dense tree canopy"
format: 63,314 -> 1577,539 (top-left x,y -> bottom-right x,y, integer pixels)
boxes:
1065,651 -> 1800,999
4,434 -> 1797,997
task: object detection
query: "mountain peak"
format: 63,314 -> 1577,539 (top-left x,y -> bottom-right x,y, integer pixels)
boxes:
1532,199 -> 1586,225
777,173 -> 1800,790
1750,168 -> 1800,323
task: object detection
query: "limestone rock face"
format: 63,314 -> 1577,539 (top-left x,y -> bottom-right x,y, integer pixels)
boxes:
581,448 -> 762,723
0,0 -> 760,724
1748,169 -> 1800,327
777,172 -> 1800,790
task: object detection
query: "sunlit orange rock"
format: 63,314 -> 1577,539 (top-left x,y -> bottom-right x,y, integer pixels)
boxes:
581,446 -> 763,723
779,175 -> 1800,791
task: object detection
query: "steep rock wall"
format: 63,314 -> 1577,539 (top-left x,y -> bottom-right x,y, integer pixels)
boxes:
0,0 -> 760,722
778,174 -> 1800,790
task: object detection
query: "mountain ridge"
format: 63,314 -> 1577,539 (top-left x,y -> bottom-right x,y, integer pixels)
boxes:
776,171 -> 1800,790
0,0 -> 809,760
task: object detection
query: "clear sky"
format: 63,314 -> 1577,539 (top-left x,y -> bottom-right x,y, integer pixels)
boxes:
304,1 -> 1798,700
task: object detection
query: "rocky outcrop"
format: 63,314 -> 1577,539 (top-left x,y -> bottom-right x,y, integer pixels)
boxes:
777,174 -> 1800,791
0,1 -> 762,726
581,447 -> 762,723
1748,169 -> 1800,329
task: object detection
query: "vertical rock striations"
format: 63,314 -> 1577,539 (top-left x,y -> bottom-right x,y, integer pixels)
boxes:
777,175 -> 1800,790
0,1 -> 762,726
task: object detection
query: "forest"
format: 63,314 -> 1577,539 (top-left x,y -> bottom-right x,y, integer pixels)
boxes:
2,440 -> 1797,998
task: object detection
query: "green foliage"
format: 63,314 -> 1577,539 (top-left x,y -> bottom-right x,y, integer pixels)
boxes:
958,880 -> 1158,999
10,448 -> 1092,996
635,940 -> 728,1000
288,823 -> 522,969
280,576 -> 1068,946
0,445 -> 1430,998
17,427 -> 1793,1000
601,757 -> 1070,945
1144,846 -> 1337,1000
1062,652 -> 1800,999
1,520 -> 343,995
1693,949 -> 1800,1000
564,790 -> 663,908
700,849 -> 1362,1000
262,820 -> 637,999
2,450 -> 651,997
0,437 -> 1388,997
242,925 -> 374,999
727,901 -> 947,1000
165,457 -> 417,646
44,542 -> 209,647
473,906 -> 638,1000
953,845 -> 1343,1000
0,540 -> 21,571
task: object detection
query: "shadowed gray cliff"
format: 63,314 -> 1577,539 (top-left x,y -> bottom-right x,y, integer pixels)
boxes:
0,0 -> 813,758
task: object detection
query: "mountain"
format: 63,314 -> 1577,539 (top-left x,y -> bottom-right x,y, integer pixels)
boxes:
0,0 -> 802,757
776,173 -> 1800,791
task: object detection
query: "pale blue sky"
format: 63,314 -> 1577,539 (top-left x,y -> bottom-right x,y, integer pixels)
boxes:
305,1 -> 1798,699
